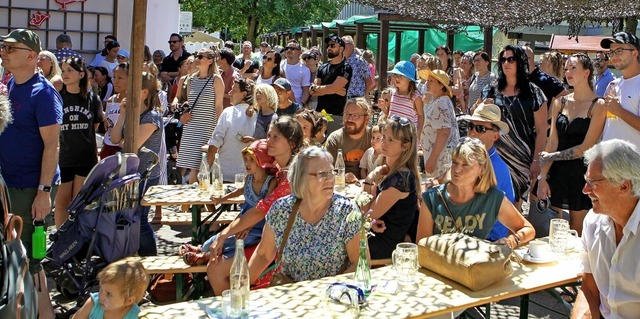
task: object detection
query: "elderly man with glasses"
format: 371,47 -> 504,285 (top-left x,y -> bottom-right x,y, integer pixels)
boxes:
571,139 -> 640,319
599,32 -> 640,150
593,51 -> 615,97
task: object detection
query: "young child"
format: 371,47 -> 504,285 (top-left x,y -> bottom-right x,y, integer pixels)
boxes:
72,258 -> 149,319
377,88 -> 392,117
387,61 -> 424,140
246,84 -> 278,141
360,123 -> 383,179
179,139 -> 277,265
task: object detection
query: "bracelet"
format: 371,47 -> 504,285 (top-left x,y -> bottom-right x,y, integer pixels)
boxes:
362,181 -> 374,186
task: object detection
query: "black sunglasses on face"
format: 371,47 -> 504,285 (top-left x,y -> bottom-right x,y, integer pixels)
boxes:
467,122 -> 496,134
499,56 -> 517,64
196,54 -> 208,59
262,56 -> 273,61
286,46 -> 299,51
328,43 -> 337,48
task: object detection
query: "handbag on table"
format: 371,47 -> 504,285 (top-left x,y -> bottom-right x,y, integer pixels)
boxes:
417,187 -> 514,291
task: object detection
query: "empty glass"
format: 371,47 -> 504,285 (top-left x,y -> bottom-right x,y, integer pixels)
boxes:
392,243 -> 419,284
235,173 -> 246,190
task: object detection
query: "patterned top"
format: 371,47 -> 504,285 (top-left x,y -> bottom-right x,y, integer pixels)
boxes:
420,96 -> 459,178
54,48 -> 84,63
266,194 -> 361,282
345,53 -> 371,97
256,167 -> 291,215
389,90 -> 421,127
467,72 -> 496,111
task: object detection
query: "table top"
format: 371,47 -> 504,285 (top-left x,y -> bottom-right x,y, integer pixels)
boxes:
141,184 -> 245,206
139,247 -> 583,319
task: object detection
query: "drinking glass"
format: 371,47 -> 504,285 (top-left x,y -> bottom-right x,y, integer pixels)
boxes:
392,243 -> 419,284
235,173 -> 245,189
221,289 -> 236,319
549,218 -> 578,253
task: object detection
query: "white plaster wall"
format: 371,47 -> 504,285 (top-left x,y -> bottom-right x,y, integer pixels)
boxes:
116,0 -> 180,56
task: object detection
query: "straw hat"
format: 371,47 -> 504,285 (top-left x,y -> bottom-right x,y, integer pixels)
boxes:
460,103 -> 510,135
425,69 -> 452,97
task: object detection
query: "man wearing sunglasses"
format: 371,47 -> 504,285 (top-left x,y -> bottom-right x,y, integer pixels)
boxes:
160,33 -> 191,84
593,51 -> 615,97
599,32 -> 640,150
311,36 -> 352,134
461,103 -> 516,241
232,40 -> 259,80
281,39 -> 311,106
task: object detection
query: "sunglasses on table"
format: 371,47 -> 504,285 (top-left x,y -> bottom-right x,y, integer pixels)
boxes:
499,56 -> 517,64
467,122 -> 497,134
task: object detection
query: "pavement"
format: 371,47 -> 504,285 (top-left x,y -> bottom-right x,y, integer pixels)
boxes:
48,204 -> 577,319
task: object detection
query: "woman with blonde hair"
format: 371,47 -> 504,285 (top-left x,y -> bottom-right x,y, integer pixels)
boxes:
247,83 -> 278,141
177,48 -> 224,184
37,50 -> 63,91
540,51 -> 565,82
363,115 -> 421,259
417,137 -> 535,247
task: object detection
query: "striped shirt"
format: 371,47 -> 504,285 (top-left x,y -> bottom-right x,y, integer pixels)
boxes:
389,90 -> 421,126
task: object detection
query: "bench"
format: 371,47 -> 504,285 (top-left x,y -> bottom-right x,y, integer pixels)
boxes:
135,256 -> 208,302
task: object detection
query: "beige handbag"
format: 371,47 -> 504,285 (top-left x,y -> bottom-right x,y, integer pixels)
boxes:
417,188 -> 514,291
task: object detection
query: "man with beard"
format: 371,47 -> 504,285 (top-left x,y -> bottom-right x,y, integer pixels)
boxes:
593,51 -> 615,97
571,139 -> 640,319
311,35 -> 352,134
160,33 -> 191,84
325,97 -> 371,176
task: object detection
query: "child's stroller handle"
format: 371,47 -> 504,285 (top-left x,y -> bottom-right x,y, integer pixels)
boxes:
138,147 -> 160,180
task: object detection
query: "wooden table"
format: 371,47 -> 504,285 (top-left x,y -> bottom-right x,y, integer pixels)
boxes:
141,184 -> 245,244
140,248 -> 583,319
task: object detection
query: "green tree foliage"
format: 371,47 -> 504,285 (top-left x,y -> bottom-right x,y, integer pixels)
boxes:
181,0 -> 348,44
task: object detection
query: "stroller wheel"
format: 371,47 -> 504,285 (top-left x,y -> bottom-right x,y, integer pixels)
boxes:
57,282 -> 79,299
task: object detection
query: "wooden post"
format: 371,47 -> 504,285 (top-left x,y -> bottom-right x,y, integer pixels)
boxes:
394,31 -> 402,63
379,19 -> 390,89
338,25 -> 345,37
310,26 -> 318,48
484,26 -> 493,64
322,26 -> 329,63
356,23 -> 365,49
447,30 -> 454,50
124,0 -> 147,153
418,29 -> 425,54
302,28 -> 308,48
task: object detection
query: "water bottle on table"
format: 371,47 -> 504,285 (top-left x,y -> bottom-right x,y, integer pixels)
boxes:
197,153 -> 210,193
230,239 -> 250,317
335,149 -> 346,192
211,153 -> 224,196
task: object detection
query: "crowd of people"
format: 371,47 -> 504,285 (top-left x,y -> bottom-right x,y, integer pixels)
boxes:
1,27 -> 639,319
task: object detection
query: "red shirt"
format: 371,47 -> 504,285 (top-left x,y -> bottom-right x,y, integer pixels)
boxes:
256,168 -> 291,215
221,67 -> 238,108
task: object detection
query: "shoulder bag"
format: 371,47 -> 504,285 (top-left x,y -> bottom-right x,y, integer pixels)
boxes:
268,199 -> 301,287
179,76 -> 212,125
417,187 -> 514,291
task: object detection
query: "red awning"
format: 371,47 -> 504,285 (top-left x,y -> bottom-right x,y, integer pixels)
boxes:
549,34 -> 609,52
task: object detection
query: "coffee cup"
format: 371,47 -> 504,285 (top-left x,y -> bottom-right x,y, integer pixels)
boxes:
528,239 -> 552,259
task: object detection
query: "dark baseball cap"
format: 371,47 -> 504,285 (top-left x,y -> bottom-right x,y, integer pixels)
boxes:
324,35 -> 345,47
600,32 -> 640,50
272,78 -> 292,92
1,29 -> 41,53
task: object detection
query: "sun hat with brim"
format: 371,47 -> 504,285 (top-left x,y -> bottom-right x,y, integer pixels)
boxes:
425,69 -> 453,97
460,103 -> 510,135
600,32 -> 640,50
387,61 -> 417,83
242,139 -> 275,170
1,29 -> 41,53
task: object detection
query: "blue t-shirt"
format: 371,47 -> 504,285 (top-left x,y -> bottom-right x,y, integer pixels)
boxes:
487,147 -> 515,241
88,292 -> 139,319
0,73 -> 62,188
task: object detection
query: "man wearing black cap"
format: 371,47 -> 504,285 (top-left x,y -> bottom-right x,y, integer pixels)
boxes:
598,31 -> 640,150
272,78 -> 303,116
310,35 -> 352,134
0,28 -> 62,319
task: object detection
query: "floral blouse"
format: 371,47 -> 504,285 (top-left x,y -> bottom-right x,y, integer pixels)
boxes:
266,194 -> 361,282
421,95 -> 459,178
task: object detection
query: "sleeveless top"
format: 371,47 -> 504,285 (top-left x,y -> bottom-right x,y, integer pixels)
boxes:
555,97 -> 598,151
103,97 -> 121,146
389,90 -> 421,127
422,184 -> 504,239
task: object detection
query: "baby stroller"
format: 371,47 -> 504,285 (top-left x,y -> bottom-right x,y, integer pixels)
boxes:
43,149 -> 158,310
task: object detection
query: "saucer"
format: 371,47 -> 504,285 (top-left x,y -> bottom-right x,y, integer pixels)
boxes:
523,253 -> 557,264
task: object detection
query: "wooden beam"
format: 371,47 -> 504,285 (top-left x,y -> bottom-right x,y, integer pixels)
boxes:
302,29 -> 308,48
394,31 -> 402,63
484,26 -> 493,65
124,0 -> 147,153
356,23 -> 365,49
418,29 -> 425,54
338,25 -> 345,37
310,27 -> 318,48
447,31 -> 454,51
322,26 -> 329,63
379,19 -> 390,90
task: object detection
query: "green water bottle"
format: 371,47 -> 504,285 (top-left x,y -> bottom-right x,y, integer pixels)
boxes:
32,220 -> 46,259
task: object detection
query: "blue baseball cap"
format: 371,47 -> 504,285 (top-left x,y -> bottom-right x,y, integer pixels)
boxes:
387,61 -> 417,83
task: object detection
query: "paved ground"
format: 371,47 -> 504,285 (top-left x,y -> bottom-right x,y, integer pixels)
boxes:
48,204 -> 576,318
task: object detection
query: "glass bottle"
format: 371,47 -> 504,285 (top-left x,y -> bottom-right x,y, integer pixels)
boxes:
335,149 -> 346,191
210,153 -> 224,196
230,239 -> 250,317
197,153 -> 210,193
32,220 -> 46,259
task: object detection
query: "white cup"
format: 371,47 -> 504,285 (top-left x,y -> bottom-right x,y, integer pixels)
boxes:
549,218 -> 579,253
528,239 -> 552,259
392,243 -> 419,284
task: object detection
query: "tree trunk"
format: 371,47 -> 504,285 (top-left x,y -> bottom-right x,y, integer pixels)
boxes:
625,18 -> 638,35
247,15 -> 260,44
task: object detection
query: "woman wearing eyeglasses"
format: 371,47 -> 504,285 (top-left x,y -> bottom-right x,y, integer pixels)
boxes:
362,115 -> 421,259
256,50 -> 282,85
417,137 -> 535,246
177,48 -> 224,184
536,53 -> 606,235
421,69 -> 459,183
480,45 -> 548,209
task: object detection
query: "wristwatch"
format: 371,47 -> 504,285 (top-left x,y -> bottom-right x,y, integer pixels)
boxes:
38,184 -> 52,193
